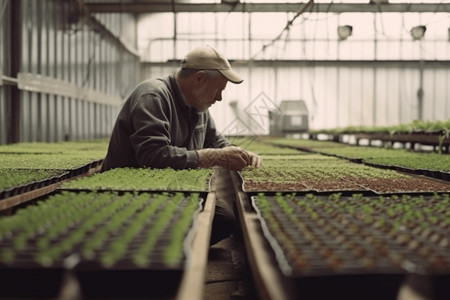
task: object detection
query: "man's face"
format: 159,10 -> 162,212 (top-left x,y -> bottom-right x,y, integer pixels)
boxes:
192,74 -> 228,112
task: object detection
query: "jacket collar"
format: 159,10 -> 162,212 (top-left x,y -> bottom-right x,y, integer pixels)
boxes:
170,74 -> 204,115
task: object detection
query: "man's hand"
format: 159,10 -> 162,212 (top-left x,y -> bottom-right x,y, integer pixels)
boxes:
245,150 -> 263,168
197,146 -> 262,171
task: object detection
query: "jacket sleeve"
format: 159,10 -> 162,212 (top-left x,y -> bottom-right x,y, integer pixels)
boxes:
129,94 -> 199,169
203,111 -> 231,149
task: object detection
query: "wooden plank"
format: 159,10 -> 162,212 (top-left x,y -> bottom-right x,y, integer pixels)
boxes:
175,192 -> 216,300
231,172 -> 296,300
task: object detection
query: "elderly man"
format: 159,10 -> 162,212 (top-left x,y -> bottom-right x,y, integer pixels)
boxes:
102,45 -> 262,244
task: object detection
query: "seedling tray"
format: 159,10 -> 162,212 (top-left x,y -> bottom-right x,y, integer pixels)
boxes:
0,169 -> 70,200
251,192 -> 450,299
65,159 -> 103,178
0,190 -> 204,298
364,162 -> 450,182
242,173 -> 450,194
239,153 -> 450,194
0,260 -> 64,298
75,267 -> 183,298
0,159 -> 103,201
60,167 -> 214,192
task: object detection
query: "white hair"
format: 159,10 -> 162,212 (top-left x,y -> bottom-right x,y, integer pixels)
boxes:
203,69 -> 221,79
179,68 -> 221,80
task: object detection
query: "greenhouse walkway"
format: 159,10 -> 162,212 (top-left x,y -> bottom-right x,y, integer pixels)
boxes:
204,234 -> 257,300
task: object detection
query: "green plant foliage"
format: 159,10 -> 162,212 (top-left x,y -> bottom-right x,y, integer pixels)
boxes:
242,155 -> 409,184
0,139 -> 108,154
0,140 -> 108,193
61,167 -> 214,191
365,155 -> 450,171
82,193 -> 150,259
0,154 -> 102,170
0,191 -> 200,269
35,192 -> 121,266
163,193 -> 200,267
253,193 -> 450,274
262,138 -> 450,172
131,193 -> 175,267
231,137 -> 305,155
319,146 -> 450,171
0,169 -> 66,191
101,192 -> 178,267
261,137 -> 345,150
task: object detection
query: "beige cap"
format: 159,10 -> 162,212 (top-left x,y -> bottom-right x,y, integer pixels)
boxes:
181,45 -> 243,84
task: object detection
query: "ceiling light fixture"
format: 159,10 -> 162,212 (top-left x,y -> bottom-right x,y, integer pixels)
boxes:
337,25 -> 353,40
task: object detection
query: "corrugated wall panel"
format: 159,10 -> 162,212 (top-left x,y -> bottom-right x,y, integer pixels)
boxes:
0,0 -> 139,145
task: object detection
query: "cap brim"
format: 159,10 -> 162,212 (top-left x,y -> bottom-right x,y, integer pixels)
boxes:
219,69 -> 243,84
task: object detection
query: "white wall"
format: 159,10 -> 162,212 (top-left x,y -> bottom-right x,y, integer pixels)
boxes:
138,8 -> 450,133
141,62 -> 450,133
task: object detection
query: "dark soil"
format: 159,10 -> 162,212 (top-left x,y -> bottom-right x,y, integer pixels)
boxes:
243,176 -> 450,193
243,180 -> 309,191
350,177 -> 450,193
301,178 -> 364,191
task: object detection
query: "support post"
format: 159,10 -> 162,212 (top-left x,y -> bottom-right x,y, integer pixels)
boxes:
417,59 -> 424,120
8,0 -> 21,143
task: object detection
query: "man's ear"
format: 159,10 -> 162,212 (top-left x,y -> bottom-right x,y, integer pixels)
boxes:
194,70 -> 207,85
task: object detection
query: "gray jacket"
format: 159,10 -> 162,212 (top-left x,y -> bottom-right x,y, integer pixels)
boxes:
101,74 -> 229,171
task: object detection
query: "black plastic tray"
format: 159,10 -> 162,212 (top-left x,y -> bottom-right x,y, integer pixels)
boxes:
0,160 -> 103,201
251,193 -> 450,277
74,260 -> 184,298
0,171 -> 70,200
0,190 -> 204,298
250,192 -> 450,299
0,261 -> 64,298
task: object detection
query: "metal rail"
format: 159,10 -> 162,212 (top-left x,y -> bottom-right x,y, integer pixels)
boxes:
16,73 -> 122,107
0,73 -> 122,106
85,2 -> 450,13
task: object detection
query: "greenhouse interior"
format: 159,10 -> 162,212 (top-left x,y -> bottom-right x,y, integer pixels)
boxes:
1,0 -> 450,299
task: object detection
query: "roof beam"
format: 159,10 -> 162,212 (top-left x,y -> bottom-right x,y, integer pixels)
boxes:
84,2 -> 450,14
151,59 -> 450,67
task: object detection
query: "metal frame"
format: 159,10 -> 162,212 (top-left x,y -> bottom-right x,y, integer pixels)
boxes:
84,2 -> 450,14
147,59 -> 450,68
17,73 -> 122,106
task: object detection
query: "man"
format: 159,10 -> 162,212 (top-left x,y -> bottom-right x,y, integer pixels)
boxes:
102,45 -> 262,244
